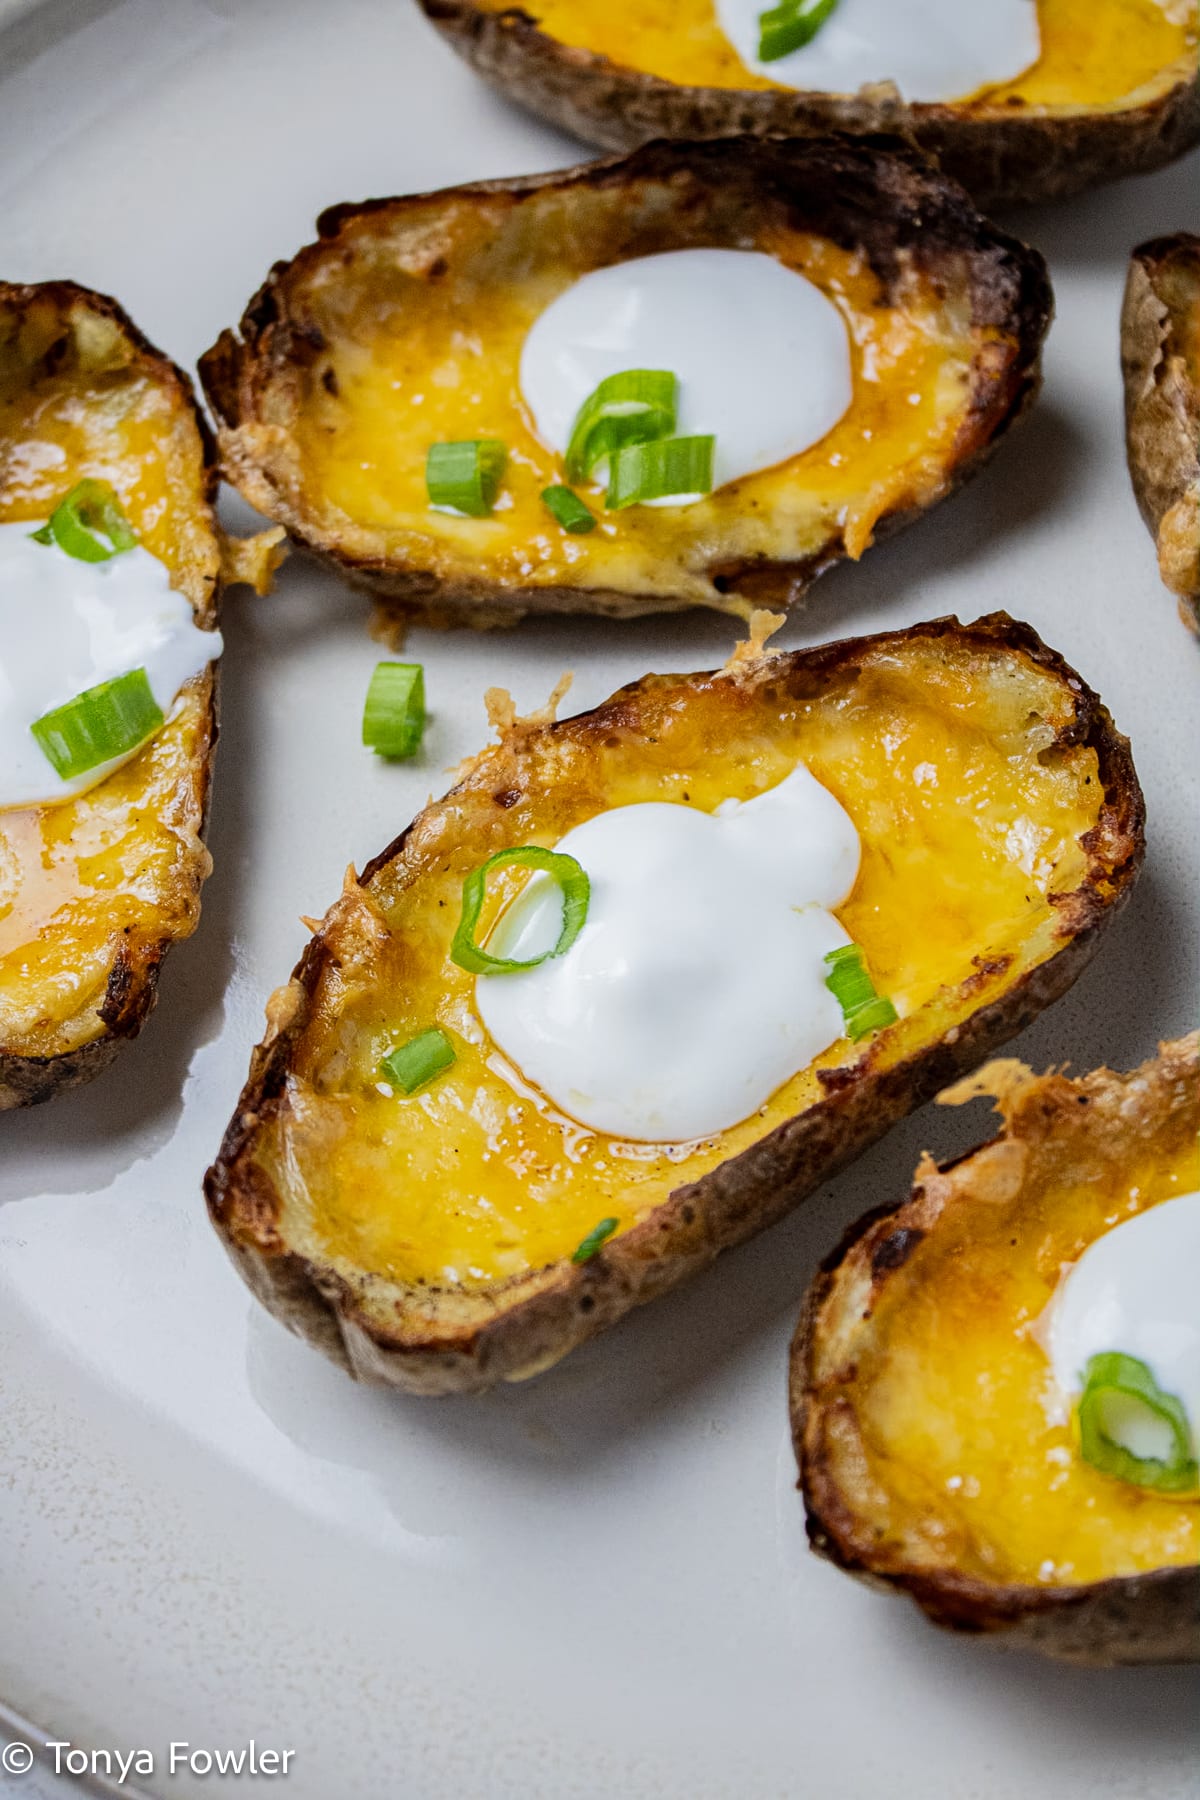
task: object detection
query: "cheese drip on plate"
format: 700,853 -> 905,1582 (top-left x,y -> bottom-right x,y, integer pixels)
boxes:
714,0 -> 1040,102
0,519 -> 218,810
474,762 -> 862,1142
519,248 -> 853,501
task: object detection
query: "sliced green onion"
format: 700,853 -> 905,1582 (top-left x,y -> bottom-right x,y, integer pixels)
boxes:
605,435 -> 715,511
362,661 -> 425,759
1077,1352 -> 1198,1494
30,478 -> 137,562
571,1216 -> 619,1264
30,666 -> 164,780
564,369 -> 677,485
380,1027 -> 456,1095
425,438 -> 507,516
758,0 -> 840,63
824,943 -> 898,1042
450,845 -> 590,976
541,484 -> 596,533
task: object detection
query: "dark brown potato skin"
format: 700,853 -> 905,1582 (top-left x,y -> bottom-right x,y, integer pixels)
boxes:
199,136 -> 1052,627
1121,234 -> 1200,635
793,1034 -> 1200,1666
205,615 -> 1144,1396
0,283 -> 279,1110
417,0 -> 1200,209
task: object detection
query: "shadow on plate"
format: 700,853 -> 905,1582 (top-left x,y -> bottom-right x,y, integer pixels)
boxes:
878,1592 -> 1200,1764
999,141 -> 1200,271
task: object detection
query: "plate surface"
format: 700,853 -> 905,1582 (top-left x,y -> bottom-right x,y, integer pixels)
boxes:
0,3 -> 1198,1795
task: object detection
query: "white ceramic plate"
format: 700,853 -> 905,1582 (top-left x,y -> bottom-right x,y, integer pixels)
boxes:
1,3 -> 1198,1795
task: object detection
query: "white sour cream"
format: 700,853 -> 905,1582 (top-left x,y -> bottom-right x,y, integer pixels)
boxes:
518,249 -> 852,500
0,520 -> 220,810
475,763 -> 862,1142
715,0 -> 1040,102
1043,1191 -> 1200,1471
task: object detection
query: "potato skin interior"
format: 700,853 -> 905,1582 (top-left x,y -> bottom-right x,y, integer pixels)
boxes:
479,0 -> 1192,111
217,620 -> 1137,1326
0,286 -> 225,1090
795,1035 -> 1200,1660
201,138 -> 1050,621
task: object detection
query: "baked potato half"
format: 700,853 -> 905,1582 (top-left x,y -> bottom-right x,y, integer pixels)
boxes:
200,137 -> 1051,628
416,0 -> 1200,209
0,282 -> 280,1110
206,615 -> 1143,1395
793,1033 -> 1200,1665
1122,233 -> 1200,636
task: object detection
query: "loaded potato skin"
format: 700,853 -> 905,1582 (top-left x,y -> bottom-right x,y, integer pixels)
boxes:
206,615 -> 1142,1395
416,0 -> 1200,208
0,281 -> 280,1108
793,1034 -> 1200,1665
200,136 -> 1051,629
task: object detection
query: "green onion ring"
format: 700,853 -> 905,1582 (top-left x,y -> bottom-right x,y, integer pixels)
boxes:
450,845 -> 590,975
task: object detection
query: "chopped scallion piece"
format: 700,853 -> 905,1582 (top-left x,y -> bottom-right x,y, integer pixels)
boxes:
30,478 -> 137,562
425,438 -> 507,516
380,1027 -> 457,1094
30,666 -> 164,781
541,484 -> 596,533
758,0 -> 840,63
362,661 -> 425,759
605,435 -> 715,511
823,943 -> 898,1042
1077,1352 -> 1198,1493
564,369 -> 677,485
450,844 -> 590,975
571,1217 -> 619,1264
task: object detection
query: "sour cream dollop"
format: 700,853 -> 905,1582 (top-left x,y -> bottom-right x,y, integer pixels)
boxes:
715,0 -> 1040,102
519,249 -> 853,499
0,520 -> 219,810
475,763 -> 861,1142
1043,1191 -> 1200,1471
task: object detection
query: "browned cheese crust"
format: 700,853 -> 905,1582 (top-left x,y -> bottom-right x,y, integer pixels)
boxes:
792,1033 -> 1200,1665
1121,233 -> 1200,635
0,282 -> 280,1109
205,616 -> 1144,1395
199,137 -> 1051,627
416,0 -> 1200,208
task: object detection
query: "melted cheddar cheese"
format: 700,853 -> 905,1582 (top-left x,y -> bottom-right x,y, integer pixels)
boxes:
261,643 -> 1105,1290
0,305 -> 218,1058
851,1136 -> 1200,1581
482,0 -> 1196,110
289,226 -> 994,609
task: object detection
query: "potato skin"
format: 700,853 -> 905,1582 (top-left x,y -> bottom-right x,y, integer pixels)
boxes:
1121,234 -> 1200,635
0,283 -> 279,1109
417,0 -> 1200,209
792,1033 -> 1200,1666
199,135 -> 1051,626
205,615 -> 1144,1396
